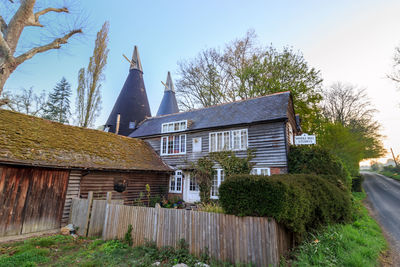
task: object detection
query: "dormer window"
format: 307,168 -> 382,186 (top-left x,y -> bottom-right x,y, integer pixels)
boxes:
161,120 -> 187,133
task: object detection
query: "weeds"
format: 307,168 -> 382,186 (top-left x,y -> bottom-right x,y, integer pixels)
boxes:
289,192 -> 387,267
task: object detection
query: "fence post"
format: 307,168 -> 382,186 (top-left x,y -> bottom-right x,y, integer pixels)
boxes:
102,192 -> 112,240
83,191 -> 93,237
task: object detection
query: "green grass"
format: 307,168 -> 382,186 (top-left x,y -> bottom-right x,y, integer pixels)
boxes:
380,170 -> 400,181
288,192 -> 387,267
0,235 -> 250,267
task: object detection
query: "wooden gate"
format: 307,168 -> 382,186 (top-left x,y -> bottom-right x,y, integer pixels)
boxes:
0,166 -> 69,237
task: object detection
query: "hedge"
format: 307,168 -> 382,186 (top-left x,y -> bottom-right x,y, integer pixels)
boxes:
219,174 -> 352,236
288,145 -> 351,188
351,175 -> 364,192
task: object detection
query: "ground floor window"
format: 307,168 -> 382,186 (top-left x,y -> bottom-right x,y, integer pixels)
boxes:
189,176 -> 199,192
250,168 -> 271,176
211,169 -> 225,199
170,170 -> 182,193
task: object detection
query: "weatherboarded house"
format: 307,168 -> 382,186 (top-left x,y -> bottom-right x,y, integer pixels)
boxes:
0,110 -> 171,237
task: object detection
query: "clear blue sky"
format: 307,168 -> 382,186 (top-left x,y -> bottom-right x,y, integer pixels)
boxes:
4,0 -> 400,160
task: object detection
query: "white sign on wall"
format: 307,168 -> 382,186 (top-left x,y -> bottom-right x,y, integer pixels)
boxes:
295,133 -> 316,145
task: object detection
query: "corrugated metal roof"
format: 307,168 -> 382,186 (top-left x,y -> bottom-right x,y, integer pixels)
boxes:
0,109 -> 171,171
130,91 -> 291,137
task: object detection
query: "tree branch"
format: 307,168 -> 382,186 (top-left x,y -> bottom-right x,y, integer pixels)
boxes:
15,29 -> 82,65
0,33 -> 13,67
35,7 -> 69,20
0,16 -> 7,34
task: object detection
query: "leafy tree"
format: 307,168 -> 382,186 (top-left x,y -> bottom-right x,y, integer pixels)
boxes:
2,87 -> 45,116
0,0 -> 83,97
43,77 -> 72,123
176,30 -> 323,132
319,82 -> 385,167
75,21 -> 109,128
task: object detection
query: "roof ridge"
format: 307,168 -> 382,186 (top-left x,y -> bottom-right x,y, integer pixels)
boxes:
147,90 -> 290,120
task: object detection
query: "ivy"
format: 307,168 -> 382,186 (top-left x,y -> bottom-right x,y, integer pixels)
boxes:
191,157 -> 215,203
210,149 -> 255,178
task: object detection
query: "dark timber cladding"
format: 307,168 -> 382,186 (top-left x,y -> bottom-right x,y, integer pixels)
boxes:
105,46 -> 151,136
0,166 -> 69,236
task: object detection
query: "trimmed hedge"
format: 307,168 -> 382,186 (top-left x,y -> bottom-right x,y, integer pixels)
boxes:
219,174 -> 352,236
288,145 -> 351,188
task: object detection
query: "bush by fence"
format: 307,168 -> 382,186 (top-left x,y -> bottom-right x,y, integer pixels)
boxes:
288,145 -> 351,188
219,174 -> 352,238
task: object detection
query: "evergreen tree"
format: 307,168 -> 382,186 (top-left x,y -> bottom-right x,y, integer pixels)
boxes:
43,77 -> 72,123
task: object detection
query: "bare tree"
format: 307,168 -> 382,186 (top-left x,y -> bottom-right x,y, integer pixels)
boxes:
75,21 -> 109,128
3,87 -> 46,116
176,30 -> 323,132
0,0 -> 83,99
320,82 -> 385,159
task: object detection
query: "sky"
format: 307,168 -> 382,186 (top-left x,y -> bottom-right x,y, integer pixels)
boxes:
4,0 -> 400,162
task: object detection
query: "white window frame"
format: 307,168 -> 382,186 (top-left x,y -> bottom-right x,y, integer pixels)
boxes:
189,176 -> 199,192
211,169 -> 225,199
209,131 -> 231,152
231,129 -> 248,151
160,135 -> 186,155
251,168 -> 271,176
161,120 -> 187,133
209,129 -> 248,152
170,170 -> 183,193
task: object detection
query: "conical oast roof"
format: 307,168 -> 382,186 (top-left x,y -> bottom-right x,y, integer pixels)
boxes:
105,46 -> 151,136
156,71 -> 179,116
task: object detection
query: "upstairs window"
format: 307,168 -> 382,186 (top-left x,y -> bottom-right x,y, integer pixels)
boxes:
161,135 -> 186,155
209,131 -> 230,152
231,129 -> 248,150
162,120 -> 187,133
209,129 -> 248,152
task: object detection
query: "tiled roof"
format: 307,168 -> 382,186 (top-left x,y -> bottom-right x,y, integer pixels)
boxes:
0,109 -> 170,171
130,91 -> 291,137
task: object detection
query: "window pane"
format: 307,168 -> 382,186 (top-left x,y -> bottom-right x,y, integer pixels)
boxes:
170,175 -> 176,191
211,173 -> 218,197
217,133 -> 223,151
241,130 -> 248,150
174,135 -> 180,153
174,122 -> 180,131
220,170 -> 225,183
232,131 -> 240,150
180,135 -> 186,153
189,176 -> 199,191
180,121 -> 186,131
210,133 -> 216,152
223,132 -> 230,150
161,137 -> 167,154
168,123 -> 174,132
168,137 -> 174,154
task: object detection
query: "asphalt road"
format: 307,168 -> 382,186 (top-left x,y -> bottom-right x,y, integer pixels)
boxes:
362,172 -> 400,253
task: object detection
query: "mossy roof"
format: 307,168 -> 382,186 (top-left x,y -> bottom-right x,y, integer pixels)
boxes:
0,109 -> 171,172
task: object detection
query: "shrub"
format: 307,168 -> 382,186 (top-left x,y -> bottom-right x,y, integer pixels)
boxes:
288,145 -> 351,188
351,174 -> 364,192
219,174 -> 352,237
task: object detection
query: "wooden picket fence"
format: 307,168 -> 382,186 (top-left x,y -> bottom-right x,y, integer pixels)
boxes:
69,192 -> 293,266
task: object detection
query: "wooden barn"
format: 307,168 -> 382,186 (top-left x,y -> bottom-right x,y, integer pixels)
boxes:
0,109 -> 171,237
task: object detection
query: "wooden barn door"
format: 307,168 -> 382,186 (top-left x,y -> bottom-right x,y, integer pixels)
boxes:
0,166 -> 69,237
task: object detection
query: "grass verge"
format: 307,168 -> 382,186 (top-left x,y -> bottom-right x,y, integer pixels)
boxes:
380,171 -> 400,181
0,234 -> 249,267
287,192 -> 387,267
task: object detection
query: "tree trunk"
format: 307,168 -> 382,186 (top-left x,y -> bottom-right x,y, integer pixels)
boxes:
0,62 -> 15,95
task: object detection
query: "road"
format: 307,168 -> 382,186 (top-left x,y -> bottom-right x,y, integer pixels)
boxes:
362,172 -> 400,256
